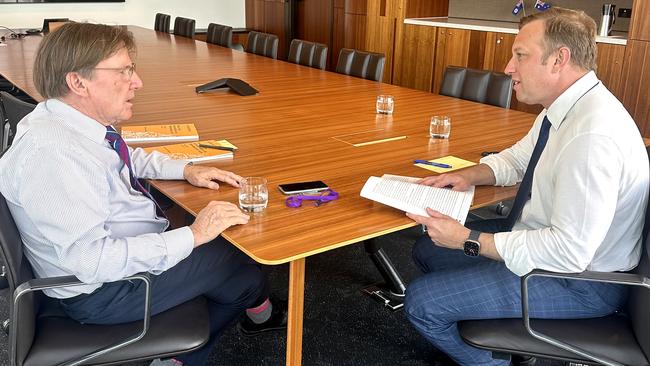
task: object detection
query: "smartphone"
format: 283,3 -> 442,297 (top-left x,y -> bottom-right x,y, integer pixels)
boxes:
278,181 -> 329,195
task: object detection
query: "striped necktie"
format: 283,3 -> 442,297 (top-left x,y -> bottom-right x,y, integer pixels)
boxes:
105,126 -> 166,218
505,116 -> 552,230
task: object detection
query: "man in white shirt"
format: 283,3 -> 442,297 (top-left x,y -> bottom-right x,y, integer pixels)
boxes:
404,8 -> 649,366
0,23 -> 284,366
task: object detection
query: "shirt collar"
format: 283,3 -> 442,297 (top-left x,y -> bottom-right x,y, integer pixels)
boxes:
43,98 -> 110,144
545,71 -> 600,128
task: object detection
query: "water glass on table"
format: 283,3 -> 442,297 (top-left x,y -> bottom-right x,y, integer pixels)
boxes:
239,177 -> 268,213
376,95 -> 394,114
429,115 -> 451,139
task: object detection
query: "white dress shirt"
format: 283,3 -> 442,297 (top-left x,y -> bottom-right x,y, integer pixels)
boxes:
481,71 -> 649,276
0,99 -> 194,298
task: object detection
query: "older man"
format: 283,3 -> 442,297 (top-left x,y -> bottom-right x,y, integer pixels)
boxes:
0,23 -> 283,366
404,8 -> 649,366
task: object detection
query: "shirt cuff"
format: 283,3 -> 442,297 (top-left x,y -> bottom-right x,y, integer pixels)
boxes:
159,226 -> 194,266
494,231 -> 534,277
160,159 -> 190,180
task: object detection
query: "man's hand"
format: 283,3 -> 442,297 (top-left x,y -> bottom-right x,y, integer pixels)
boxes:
190,201 -> 250,246
417,173 -> 473,192
407,208 -> 470,250
183,164 -> 243,190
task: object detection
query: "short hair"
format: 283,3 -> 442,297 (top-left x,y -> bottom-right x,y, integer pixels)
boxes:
520,7 -> 597,71
33,23 -> 136,99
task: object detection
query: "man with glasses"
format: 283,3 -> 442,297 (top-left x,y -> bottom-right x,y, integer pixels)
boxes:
0,22 -> 285,366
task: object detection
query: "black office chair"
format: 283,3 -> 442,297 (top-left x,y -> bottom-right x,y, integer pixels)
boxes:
154,13 -> 171,33
0,91 -> 35,154
173,17 -> 196,39
206,23 -> 243,51
458,155 -> 650,366
335,48 -> 385,82
0,192 -> 211,366
245,31 -> 279,59
287,39 -> 328,70
439,66 -> 513,109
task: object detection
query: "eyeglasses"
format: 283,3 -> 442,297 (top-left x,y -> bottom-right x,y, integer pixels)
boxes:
93,63 -> 136,80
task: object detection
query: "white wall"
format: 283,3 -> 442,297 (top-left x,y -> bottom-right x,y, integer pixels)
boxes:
0,0 -> 245,30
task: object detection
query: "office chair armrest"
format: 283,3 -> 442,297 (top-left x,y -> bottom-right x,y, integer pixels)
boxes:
520,269 -> 650,366
12,274 -> 152,366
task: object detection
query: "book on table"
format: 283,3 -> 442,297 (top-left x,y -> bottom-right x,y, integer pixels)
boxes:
121,123 -> 199,143
143,139 -> 237,163
360,174 -> 474,224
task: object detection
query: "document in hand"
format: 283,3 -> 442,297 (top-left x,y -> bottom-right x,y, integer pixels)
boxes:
360,174 -> 474,224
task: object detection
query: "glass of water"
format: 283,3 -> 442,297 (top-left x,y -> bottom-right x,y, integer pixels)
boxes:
239,177 -> 268,213
429,115 -> 451,139
376,95 -> 394,114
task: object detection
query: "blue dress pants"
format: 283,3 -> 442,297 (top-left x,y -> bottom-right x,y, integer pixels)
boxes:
404,219 -> 628,366
60,237 -> 269,366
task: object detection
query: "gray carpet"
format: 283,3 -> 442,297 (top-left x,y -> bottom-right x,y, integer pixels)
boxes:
0,219 -> 566,365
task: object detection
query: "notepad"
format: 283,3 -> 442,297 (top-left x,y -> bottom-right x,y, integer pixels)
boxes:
143,139 -> 237,163
414,156 -> 477,173
121,123 -> 199,143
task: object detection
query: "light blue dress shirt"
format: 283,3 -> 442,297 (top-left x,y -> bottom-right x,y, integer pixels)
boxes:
0,99 -> 194,298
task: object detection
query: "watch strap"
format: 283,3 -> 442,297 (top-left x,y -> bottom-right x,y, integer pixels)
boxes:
468,230 -> 481,242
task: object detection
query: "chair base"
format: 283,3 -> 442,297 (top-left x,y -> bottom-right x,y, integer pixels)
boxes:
361,283 -> 404,311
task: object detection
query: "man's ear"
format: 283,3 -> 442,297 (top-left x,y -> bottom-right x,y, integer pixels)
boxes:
65,72 -> 89,97
553,47 -> 571,69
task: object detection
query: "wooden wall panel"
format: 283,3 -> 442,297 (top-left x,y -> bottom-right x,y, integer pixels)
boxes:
405,0 -> 449,18
630,0 -> 650,41
264,0 -> 289,59
345,0 -> 367,15
392,24 -> 437,91
432,28 -> 471,93
344,13 -> 367,50
245,0 -> 265,31
332,4 -> 346,69
596,43 -> 625,101
491,33 -> 515,73
296,0 -> 333,46
621,40 -> 650,136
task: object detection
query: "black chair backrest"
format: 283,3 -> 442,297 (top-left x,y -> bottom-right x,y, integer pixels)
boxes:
439,66 -> 513,109
0,91 -> 36,152
154,13 -> 171,33
0,193 -> 39,366
288,39 -> 328,70
245,31 -> 279,59
335,48 -> 385,82
173,17 -> 196,38
206,23 -> 233,48
627,146 -> 650,360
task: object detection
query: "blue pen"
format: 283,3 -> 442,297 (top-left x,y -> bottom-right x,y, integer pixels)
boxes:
414,159 -> 452,169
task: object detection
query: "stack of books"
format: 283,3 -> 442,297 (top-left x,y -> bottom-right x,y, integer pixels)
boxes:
122,123 -> 237,162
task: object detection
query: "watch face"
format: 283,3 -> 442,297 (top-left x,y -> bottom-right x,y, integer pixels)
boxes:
464,241 -> 480,257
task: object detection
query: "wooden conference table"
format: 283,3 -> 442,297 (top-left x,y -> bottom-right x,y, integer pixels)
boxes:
0,26 -> 536,365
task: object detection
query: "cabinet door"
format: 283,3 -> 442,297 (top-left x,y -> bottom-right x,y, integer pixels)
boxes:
489,32 -> 515,73
621,40 -> 650,136
392,24 -> 437,91
596,43 -> 625,101
432,27 -> 471,93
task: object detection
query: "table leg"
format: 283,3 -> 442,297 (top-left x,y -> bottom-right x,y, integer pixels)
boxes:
286,258 -> 305,366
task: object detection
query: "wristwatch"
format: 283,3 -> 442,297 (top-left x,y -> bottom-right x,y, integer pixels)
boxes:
463,230 -> 481,257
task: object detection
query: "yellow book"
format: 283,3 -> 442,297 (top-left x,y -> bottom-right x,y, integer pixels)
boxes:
144,140 -> 237,163
415,156 -> 477,173
121,123 -> 199,143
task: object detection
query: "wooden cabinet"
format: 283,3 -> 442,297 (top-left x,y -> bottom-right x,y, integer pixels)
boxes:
621,40 -> 650,136
596,43 -> 625,101
431,28 -> 471,93
630,0 -> 650,42
245,0 -> 292,59
392,24 -> 437,91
